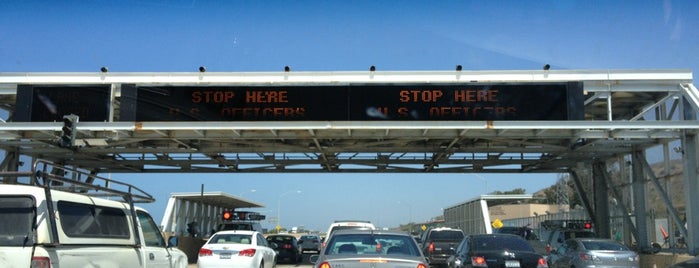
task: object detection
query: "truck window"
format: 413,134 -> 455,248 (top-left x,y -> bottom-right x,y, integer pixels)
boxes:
0,196 -> 34,246
57,201 -> 129,238
429,230 -> 464,240
137,211 -> 166,247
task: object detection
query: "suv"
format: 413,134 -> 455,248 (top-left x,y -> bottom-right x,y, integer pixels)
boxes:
0,159 -> 188,268
323,220 -> 376,242
420,227 -> 465,267
217,222 -> 264,232
216,210 -> 265,234
298,234 -> 322,254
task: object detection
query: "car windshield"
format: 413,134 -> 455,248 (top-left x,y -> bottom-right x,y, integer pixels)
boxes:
473,236 -> 533,252
325,233 -> 420,256
209,234 -> 253,244
0,196 -> 34,246
268,235 -> 294,243
218,223 -> 253,231
565,231 -> 596,240
430,230 -> 464,240
300,235 -> 319,241
581,240 -> 630,251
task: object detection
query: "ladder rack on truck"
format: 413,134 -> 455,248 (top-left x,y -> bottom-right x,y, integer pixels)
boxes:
0,159 -> 154,247
0,159 -> 154,203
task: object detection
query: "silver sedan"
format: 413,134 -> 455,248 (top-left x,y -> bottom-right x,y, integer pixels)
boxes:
310,229 -> 429,268
549,238 -> 639,268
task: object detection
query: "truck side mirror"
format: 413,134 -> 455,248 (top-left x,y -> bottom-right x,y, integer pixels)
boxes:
168,236 -> 179,247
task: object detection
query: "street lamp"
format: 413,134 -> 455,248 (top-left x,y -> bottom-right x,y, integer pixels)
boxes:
397,201 -> 413,232
471,173 -> 488,195
277,190 -> 301,231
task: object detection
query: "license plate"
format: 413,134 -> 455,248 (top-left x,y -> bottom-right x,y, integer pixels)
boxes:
505,260 -> 520,267
219,254 -> 232,259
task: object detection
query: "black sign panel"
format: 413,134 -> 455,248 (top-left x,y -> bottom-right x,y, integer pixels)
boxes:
125,83 -> 583,121
14,85 -> 111,122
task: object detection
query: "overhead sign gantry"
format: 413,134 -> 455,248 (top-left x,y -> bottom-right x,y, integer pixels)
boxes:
1,69 -> 698,255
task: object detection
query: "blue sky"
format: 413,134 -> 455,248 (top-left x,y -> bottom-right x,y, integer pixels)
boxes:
2,0 -> 698,231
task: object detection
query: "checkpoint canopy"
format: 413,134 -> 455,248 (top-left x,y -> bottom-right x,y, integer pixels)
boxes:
160,191 -> 265,236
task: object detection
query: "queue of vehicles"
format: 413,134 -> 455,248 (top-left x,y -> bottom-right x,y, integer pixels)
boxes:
0,160 -> 660,268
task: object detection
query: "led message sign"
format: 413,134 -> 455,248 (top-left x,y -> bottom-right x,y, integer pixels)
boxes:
14,85 -> 111,122
121,82 -> 583,121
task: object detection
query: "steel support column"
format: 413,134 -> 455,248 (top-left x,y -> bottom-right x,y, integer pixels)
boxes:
632,150 -> 650,251
569,169 -> 596,225
638,152 -> 688,246
592,161 -> 611,239
682,95 -> 699,255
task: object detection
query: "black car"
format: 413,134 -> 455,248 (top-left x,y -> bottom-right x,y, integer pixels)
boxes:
421,227 -> 465,267
447,233 -> 549,268
266,234 -> 302,264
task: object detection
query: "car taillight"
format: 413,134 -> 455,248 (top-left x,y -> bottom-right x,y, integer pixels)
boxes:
239,248 -> 257,257
31,257 -> 51,268
579,253 -> 594,261
537,257 -> 549,268
471,256 -> 487,267
428,242 -> 434,253
198,248 -> 213,256
319,261 -> 332,268
416,263 -> 428,268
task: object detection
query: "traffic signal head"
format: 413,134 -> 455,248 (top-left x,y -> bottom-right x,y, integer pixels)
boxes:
60,114 -> 79,147
222,211 -> 233,221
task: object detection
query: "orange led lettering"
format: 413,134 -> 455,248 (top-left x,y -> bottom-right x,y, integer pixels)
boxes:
191,91 -> 235,103
453,90 -> 498,102
245,90 -> 289,103
398,90 -> 443,102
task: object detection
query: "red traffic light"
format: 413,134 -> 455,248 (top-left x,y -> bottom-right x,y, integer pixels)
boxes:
222,211 -> 233,220
584,222 -> 592,229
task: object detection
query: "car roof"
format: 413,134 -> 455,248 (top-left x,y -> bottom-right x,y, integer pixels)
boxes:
212,230 -> 258,235
331,229 -> 410,236
568,238 -> 617,242
430,227 -> 460,231
266,234 -> 295,237
469,233 -> 523,239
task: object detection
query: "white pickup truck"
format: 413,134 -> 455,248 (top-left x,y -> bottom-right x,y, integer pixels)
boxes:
0,159 -> 188,268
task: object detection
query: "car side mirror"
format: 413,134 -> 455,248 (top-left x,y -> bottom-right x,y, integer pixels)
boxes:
168,236 -> 179,247
270,242 -> 279,249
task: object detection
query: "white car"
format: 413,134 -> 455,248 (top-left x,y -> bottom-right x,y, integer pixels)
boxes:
197,230 -> 277,268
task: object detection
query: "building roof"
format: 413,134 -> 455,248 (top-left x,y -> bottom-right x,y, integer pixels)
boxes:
169,191 -> 265,209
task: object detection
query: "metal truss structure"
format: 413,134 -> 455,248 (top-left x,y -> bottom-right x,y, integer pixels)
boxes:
1,69 -> 698,255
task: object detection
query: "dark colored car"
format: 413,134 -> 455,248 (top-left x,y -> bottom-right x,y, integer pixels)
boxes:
446,233 -> 548,268
421,227 -> 465,267
299,234 -> 322,254
266,234 -> 302,264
